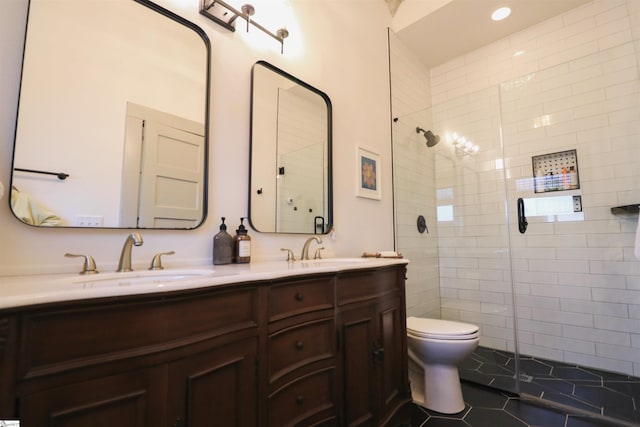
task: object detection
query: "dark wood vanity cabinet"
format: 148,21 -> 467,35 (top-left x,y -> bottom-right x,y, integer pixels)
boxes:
20,364 -> 166,426
5,286 -> 260,427
0,264 -> 410,426
167,335 -> 258,426
266,276 -> 339,426
337,268 -> 410,427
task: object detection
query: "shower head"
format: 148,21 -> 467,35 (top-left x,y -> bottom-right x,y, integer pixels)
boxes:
416,127 -> 440,147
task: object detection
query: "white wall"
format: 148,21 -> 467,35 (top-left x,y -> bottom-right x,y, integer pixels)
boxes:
0,0 -> 395,276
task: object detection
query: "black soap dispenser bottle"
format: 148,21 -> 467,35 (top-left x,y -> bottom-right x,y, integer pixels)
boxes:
213,217 -> 233,265
234,218 -> 251,264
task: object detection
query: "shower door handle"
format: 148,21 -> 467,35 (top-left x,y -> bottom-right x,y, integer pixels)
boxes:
517,198 -> 528,234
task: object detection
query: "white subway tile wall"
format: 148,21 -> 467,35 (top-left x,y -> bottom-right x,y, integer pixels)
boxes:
275,88 -> 326,233
391,0 -> 640,376
389,31 -> 441,319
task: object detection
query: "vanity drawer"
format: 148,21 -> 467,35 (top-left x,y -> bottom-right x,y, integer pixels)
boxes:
268,318 -> 335,383
268,277 -> 334,322
268,367 -> 336,427
337,267 -> 400,306
17,287 -> 258,380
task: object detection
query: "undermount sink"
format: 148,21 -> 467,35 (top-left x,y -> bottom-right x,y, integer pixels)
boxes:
51,269 -> 217,289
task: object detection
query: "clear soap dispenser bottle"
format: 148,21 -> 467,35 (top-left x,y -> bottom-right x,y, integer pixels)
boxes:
213,217 -> 233,265
234,218 -> 251,264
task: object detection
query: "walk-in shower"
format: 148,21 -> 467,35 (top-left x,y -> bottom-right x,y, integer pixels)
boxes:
389,1 -> 640,425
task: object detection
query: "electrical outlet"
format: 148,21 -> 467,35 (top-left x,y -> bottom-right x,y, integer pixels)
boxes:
74,215 -> 103,227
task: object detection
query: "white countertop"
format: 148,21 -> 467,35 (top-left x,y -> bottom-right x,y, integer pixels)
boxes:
0,258 -> 408,310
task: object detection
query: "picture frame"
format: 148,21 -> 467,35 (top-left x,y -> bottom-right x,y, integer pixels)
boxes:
356,146 -> 381,200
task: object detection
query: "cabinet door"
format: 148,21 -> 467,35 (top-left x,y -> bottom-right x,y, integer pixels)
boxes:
167,337 -> 258,427
20,365 -> 166,426
376,295 -> 409,422
338,304 -> 377,427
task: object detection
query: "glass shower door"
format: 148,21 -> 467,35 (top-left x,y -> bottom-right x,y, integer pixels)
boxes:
429,86 -> 522,394
500,42 -> 640,423
392,86 -> 524,395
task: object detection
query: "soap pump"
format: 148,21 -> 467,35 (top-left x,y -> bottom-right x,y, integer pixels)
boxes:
234,218 -> 251,264
213,217 -> 233,265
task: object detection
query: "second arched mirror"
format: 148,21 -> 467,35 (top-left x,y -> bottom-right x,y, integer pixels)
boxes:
249,61 -> 332,234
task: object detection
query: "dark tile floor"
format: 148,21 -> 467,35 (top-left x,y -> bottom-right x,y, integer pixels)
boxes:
410,382 -> 620,427
448,346 -> 640,426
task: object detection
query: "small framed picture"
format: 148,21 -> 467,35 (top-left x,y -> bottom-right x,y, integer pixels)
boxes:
356,146 -> 381,200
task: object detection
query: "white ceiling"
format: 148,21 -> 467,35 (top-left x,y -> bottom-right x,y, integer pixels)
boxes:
394,0 -> 592,68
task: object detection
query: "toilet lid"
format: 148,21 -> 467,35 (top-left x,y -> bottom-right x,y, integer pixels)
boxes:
407,317 -> 479,340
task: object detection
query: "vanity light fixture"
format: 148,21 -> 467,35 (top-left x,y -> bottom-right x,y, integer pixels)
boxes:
200,0 -> 289,53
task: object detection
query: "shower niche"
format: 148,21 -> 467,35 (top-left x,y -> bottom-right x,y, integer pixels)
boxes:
532,149 -> 580,193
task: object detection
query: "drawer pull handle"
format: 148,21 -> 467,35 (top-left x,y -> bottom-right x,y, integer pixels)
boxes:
295,292 -> 304,301
296,395 -> 305,404
295,340 -> 304,349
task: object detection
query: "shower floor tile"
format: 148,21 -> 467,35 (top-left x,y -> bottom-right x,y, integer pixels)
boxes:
409,381 -> 618,427
458,346 -> 640,426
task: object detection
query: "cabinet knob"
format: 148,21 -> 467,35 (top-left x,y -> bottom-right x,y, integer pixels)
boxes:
296,395 -> 305,405
295,292 -> 304,301
173,418 -> 182,427
295,340 -> 304,349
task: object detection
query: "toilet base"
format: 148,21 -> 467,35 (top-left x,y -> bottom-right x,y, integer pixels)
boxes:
424,364 -> 465,414
409,358 -> 466,414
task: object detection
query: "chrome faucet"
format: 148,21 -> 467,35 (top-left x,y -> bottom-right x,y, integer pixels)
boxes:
116,232 -> 143,272
301,236 -> 322,260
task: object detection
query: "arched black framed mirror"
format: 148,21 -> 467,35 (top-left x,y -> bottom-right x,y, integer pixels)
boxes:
249,61 -> 332,234
10,0 -> 210,229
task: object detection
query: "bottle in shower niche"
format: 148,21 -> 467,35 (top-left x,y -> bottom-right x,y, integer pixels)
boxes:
234,218 -> 251,264
561,166 -> 570,190
213,217 -> 233,265
569,166 -> 578,189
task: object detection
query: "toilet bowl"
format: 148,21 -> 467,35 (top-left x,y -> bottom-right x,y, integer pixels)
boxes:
406,316 -> 479,414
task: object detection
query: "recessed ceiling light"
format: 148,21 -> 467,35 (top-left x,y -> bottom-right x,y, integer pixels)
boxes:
491,6 -> 511,21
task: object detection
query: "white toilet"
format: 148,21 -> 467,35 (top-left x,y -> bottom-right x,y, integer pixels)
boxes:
406,316 -> 479,414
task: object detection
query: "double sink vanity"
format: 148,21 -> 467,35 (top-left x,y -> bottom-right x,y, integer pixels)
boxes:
5,0 -> 411,424
0,256 -> 412,426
